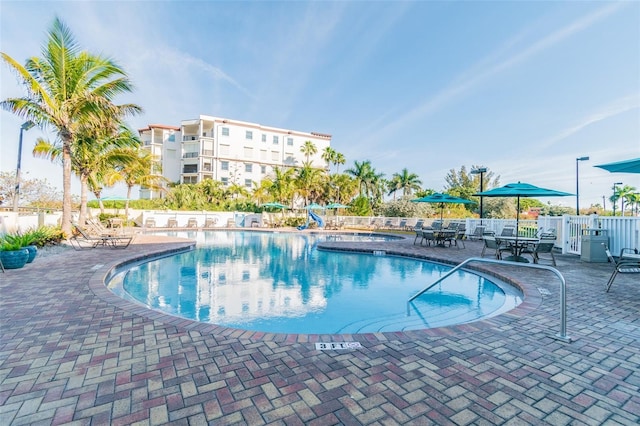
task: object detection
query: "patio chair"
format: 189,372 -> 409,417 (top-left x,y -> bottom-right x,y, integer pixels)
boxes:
522,237 -> 557,266
144,217 -> 156,228
397,219 -> 408,230
468,225 -> 485,240
187,218 -> 198,228
412,219 -> 425,232
604,246 -> 640,292
419,229 -> 436,246
481,236 -> 511,259
167,218 -> 178,228
431,221 -> 443,230
453,229 -> 466,249
500,226 -> 516,237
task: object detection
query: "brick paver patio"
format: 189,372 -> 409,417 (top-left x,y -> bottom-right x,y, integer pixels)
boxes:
1,231 -> 638,425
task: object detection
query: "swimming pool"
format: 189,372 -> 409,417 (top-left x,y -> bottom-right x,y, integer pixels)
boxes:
107,231 -> 523,334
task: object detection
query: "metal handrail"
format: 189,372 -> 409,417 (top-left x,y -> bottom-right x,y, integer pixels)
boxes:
407,257 -> 571,343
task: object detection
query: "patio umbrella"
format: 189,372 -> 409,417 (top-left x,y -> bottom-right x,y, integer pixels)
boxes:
261,202 -> 289,209
325,202 -> 350,209
304,203 -> 324,210
475,182 -> 572,261
411,193 -> 475,223
594,158 -> 640,174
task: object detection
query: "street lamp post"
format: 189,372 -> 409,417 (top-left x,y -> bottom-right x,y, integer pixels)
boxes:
471,167 -> 487,224
13,121 -> 36,212
575,156 -> 589,215
612,182 -> 622,216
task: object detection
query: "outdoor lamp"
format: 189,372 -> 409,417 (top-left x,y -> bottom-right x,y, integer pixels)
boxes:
575,156 -> 589,215
612,182 -> 622,216
13,120 -> 36,212
470,167 -> 487,223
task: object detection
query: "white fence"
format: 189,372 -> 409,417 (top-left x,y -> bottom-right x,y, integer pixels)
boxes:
3,209 -> 638,258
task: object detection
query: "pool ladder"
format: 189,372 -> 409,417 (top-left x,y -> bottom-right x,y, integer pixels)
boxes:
407,257 -> 571,343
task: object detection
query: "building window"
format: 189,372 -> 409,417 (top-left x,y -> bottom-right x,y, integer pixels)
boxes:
244,147 -> 253,157
287,137 -> 293,146
183,176 -> 197,184
262,134 -> 267,142
221,161 -> 229,171
246,130 -> 253,140
168,133 -> 175,142
261,165 -> 266,174
271,151 -> 279,161
183,164 -> 197,173
245,164 -> 252,173
221,177 -> 229,185
273,136 -> 279,145
221,127 -> 229,136
244,179 -> 252,188
220,144 -> 230,155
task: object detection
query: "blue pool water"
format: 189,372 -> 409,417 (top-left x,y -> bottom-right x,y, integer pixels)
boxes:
107,231 -> 522,334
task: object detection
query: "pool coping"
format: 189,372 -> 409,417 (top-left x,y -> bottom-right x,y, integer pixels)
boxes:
88,232 -> 543,344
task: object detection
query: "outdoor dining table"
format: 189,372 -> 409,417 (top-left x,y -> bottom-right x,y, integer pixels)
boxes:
496,236 -> 539,262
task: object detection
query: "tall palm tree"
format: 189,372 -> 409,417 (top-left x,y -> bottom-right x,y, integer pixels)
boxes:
295,162 -> 324,205
392,168 -> 422,197
106,144 -> 168,219
1,17 -> 141,235
616,184 -> 637,216
300,140 -> 318,164
269,167 -> 296,206
321,147 -> 336,171
345,160 -> 384,200
334,152 -> 346,174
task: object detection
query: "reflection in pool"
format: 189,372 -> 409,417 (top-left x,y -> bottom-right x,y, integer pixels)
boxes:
108,231 -> 522,334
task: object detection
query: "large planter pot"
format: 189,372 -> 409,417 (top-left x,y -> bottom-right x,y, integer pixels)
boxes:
0,249 -> 29,269
25,245 -> 38,263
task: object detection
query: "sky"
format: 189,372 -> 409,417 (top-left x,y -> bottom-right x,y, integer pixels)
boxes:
1,0 -> 639,210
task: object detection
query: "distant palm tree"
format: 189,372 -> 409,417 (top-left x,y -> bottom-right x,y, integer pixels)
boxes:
1,18 -> 141,234
345,160 -> 384,200
321,147 -> 335,171
391,168 -> 422,198
301,140 -> 318,164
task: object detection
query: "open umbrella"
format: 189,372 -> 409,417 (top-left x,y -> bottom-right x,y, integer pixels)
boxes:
304,203 -> 324,210
411,193 -> 475,223
261,202 -> 289,209
475,182 -> 572,261
325,202 -> 350,209
594,158 -> 640,174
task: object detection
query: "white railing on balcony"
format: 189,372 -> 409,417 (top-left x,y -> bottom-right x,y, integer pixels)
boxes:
183,152 -> 198,158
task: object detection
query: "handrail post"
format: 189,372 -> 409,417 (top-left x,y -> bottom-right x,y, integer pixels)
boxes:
407,257 -> 571,343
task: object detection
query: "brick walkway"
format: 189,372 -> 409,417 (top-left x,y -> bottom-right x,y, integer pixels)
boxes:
1,232 -> 638,425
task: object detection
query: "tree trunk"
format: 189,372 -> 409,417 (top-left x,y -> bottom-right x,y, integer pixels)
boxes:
79,175 -> 88,225
61,137 -> 73,236
126,185 -> 133,221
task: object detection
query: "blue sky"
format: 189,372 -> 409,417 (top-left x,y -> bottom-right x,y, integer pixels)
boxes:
1,0 -> 638,209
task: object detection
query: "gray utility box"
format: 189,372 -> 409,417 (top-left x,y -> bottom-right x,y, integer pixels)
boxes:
580,229 -> 609,262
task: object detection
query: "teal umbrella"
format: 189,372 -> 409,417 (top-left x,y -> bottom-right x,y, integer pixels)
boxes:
475,182 -> 572,261
411,193 -> 475,223
304,203 -> 324,210
261,202 -> 289,209
325,202 -> 350,209
594,158 -> 640,174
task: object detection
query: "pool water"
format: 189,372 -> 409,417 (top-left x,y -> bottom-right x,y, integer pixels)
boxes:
107,231 -> 522,334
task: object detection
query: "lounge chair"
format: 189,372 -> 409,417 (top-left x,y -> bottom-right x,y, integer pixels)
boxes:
604,247 -> 640,292
204,217 -> 218,228
412,219 -> 425,232
481,236 -> 511,259
167,218 -> 178,228
397,219 -> 407,230
144,218 -> 156,228
70,223 -> 133,250
453,228 -> 467,249
468,225 -> 485,240
187,218 -> 198,228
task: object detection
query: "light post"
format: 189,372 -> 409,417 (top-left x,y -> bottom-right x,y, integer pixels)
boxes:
471,167 -> 487,223
612,182 -> 622,216
575,156 -> 589,215
13,121 -> 36,212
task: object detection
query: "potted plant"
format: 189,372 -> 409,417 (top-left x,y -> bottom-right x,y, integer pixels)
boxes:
0,235 -> 29,269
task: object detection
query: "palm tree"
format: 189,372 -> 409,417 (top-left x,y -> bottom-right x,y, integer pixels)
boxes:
389,168 -> 422,198
300,140 -> 318,164
616,184 -> 637,216
334,152 -> 346,174
1,17 -> 141,235
345,160 -> 384,200
106,144 -> 168,219
295,162 -> 324,205
321,147 -> 335,171
269,167 -> 296,206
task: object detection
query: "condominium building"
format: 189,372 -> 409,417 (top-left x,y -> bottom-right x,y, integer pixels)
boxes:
138,115 -> 331,199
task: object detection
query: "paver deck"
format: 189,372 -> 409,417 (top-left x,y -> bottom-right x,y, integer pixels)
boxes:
1,231 -> 638,425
